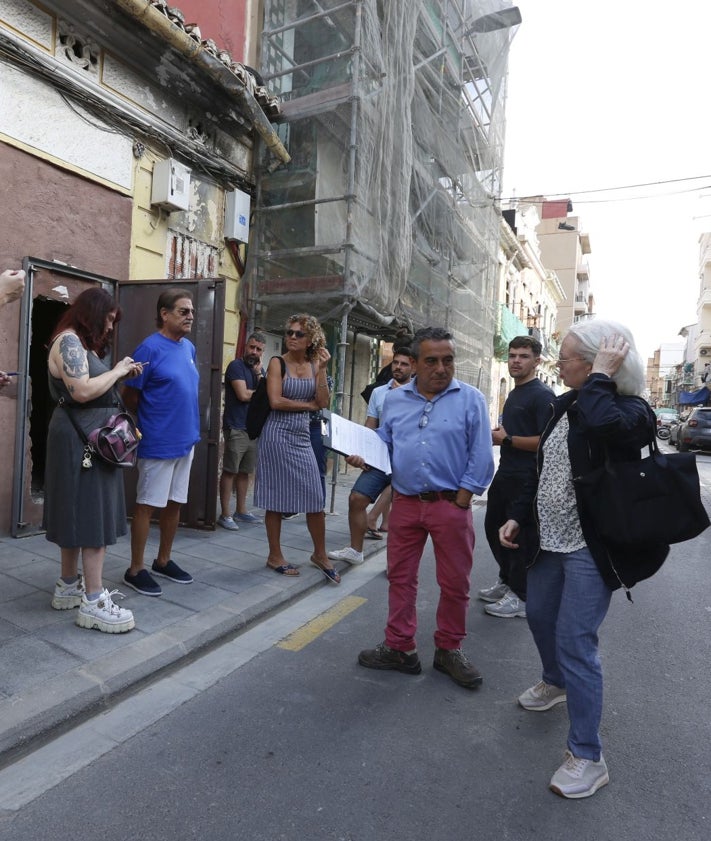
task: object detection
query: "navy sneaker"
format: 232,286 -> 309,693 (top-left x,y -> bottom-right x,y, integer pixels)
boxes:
123,568 -> 162,597
151,559 -> 193,584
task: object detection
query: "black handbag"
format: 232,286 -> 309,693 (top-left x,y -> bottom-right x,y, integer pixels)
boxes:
574,408 -> 709,548
246,357 -> 285,440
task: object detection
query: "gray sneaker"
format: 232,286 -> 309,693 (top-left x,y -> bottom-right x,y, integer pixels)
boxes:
549,750 -> 609,799
484,592 -> 527,618
518,680 -> 567,711
217,514 -> 240,531
477,580 -> 509,603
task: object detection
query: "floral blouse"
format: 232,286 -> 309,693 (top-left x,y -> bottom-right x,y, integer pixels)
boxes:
536,412 -> 587,553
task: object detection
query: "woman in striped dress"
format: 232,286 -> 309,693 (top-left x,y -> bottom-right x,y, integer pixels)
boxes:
254,314 -> 340,584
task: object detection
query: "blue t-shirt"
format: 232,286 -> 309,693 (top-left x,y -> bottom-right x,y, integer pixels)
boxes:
223,358 -> 260,431
125,332 -> 200,459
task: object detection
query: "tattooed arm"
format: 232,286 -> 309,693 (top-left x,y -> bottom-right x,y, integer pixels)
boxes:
48,331 -> 143,403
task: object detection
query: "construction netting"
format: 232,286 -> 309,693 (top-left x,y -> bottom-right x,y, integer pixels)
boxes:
251,0 -> 519,392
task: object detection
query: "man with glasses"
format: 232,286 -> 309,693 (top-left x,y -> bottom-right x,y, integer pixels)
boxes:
479,336 -> 554,618
122,289 -> 200,596
353,327 -> 495,689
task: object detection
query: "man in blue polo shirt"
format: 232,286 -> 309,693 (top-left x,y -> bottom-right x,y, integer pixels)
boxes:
121,288 -> 200,597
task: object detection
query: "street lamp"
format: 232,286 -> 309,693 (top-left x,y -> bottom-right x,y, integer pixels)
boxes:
463,6 -> 522,36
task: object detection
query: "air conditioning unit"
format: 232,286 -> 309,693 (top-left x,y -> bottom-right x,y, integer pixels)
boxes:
224,189 -> 250,243
151,158 -> 191,212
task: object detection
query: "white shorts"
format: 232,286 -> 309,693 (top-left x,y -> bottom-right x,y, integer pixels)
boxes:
136,449 -> 195,508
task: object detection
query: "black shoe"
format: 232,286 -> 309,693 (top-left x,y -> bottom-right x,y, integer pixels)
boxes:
123,568 -> 162,597
358,642 -> 422,675
151,559 -> 193,584
433,648 -> 482,689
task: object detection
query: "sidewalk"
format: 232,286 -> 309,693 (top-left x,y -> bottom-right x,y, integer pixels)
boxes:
0,468 -> 383,762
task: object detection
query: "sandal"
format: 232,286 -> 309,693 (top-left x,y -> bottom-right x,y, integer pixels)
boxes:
310,557 -> 341,585
267,563 -> 300,576
365,527 -> 384,540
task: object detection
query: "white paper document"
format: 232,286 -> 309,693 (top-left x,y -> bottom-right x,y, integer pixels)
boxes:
323,411 -> 391,474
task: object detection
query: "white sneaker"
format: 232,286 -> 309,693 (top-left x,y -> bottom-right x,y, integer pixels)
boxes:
327,546 -> 364,565
477,580 -> 509,603
51,575 -> 85,610
75,589 -> 135,634
484,592 -> 527,618
518,679 -> 567,711
549,750 -> 609,799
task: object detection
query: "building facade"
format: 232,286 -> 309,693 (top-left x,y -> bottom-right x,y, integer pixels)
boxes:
0,0 -> 287,534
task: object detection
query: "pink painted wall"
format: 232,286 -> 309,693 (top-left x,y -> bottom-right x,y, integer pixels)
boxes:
178,0 -> 248,61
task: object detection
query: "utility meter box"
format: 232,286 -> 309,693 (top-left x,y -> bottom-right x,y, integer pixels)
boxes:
224,189 -> 251,243
151,158 -> 191,212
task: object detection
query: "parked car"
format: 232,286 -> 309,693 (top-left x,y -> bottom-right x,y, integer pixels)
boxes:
676,407 -> 711,452
655,409 -> 679,440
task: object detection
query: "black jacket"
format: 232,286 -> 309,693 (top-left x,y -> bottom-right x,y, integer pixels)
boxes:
534,373 -> 669,594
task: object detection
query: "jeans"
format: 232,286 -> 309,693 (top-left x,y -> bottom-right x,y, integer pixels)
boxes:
483,472 -> 536,599
526,547 -> 612,761
309,420 -> 327,507
385,492 -> 475,652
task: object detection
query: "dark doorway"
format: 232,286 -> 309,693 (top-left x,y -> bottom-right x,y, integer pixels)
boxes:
28,297 -> 69,498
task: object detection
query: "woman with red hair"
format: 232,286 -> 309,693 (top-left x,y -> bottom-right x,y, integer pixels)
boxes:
45,287 -> 143,633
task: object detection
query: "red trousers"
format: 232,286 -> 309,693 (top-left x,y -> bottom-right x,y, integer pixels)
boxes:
385,492 -> 475,652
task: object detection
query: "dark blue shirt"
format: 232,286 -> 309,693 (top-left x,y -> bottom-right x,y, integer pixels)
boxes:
223,358 -> 260,431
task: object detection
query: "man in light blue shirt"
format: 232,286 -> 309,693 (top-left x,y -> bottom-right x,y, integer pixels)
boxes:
354,327 -> 494,689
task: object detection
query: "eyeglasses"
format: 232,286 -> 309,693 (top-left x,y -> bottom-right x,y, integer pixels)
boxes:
286,329 -> 306,339
419,401 -> 434,428
174,307 -> 195,316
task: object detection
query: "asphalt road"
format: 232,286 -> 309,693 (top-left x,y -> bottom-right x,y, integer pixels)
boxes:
1,488 -> 709,841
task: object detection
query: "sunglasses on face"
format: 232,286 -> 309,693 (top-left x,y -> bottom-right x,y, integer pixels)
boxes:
285,329 -> 306,339
174,307 -> 195,316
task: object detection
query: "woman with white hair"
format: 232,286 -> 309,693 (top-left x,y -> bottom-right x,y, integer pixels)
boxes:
499,318 -> 668,799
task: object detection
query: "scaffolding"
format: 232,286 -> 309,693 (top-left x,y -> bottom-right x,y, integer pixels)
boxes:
250,0 -> 519,398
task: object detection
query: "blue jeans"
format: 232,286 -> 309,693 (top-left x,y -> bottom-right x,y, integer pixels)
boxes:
526,547 -> 612,760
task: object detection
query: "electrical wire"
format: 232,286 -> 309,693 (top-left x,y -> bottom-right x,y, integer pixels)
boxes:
501,174 -> 711,203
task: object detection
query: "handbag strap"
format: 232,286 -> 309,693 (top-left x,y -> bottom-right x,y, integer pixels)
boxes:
58,397 -> 90,445
58,387 -> 124,446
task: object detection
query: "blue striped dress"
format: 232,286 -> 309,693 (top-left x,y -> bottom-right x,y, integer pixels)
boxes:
253,370 -> 323,513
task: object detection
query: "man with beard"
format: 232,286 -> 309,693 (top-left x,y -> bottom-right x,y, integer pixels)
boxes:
121,289 -> 200,596
328,348 -> 414,565
217,332 -> 267,530
479,336 -> 554,618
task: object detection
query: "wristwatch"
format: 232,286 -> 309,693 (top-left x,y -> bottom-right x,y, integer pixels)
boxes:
502,435 -> 513,447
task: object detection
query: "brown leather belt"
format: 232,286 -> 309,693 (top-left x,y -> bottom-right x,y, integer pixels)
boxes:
410,490 -> 458,502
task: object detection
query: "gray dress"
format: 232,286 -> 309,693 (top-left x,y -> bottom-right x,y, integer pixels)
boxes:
43,352 -> 127,548
254,369 -> 323,513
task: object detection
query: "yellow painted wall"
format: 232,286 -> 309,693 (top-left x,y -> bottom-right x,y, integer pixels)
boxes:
129,148 -> 245,370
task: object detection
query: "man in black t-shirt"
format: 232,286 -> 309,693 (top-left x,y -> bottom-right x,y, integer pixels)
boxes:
480,336 -> 554,618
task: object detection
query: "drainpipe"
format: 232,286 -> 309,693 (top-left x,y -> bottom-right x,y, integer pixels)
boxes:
115,0 -> 290,164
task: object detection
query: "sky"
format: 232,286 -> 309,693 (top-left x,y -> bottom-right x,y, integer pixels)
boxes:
501,0 -> 711,361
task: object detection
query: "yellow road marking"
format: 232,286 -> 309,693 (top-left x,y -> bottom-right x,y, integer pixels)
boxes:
277,596 -> 367,651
